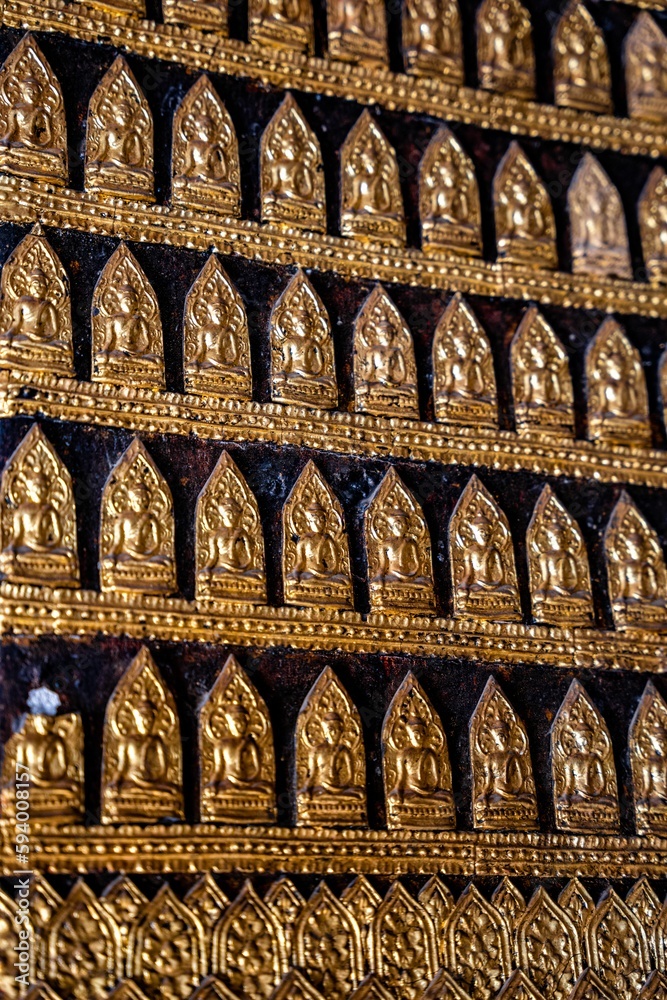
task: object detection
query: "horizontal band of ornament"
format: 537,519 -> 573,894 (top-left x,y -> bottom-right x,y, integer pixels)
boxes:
2,582 -> 665,671
1,176 -> 665,321
6,0 -> 667,161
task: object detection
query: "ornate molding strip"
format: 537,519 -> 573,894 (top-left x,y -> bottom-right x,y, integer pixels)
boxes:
5,0 -> 667,161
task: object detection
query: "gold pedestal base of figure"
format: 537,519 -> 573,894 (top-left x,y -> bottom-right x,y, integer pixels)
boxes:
645,255 -> 667,286
93,351 -> 165,391
434,396 -> 496,429
250,18 -> 312,53
196,569 -> 266,604
271,373 -> 338,409
404,49 -> 463,82
328,31 -> 386,68
0,338 -> 73,377
356,385 -> 419,420
572,248 -> 632,281
84,0 -> 146,15
163,0 -> 227,30
369,580 -> 436,616
555,797 -> 619,834
0,548 -> 79,588
102,788 -> 184,825
262,193 -> 326,233
634,802 -> 667,837
85,162 -> 154,203
628,94 -> 667,126
473,797 -> 538,831
100,556 -> 176,596
588,415 -> 651,449
284,575 -> 353,610
612,597 -> 667,630
200,787 -> 276,824
497,235 -> 557,270
341,211 -> 405,248
386,792 -> 456,831
184,365 -> 251,400
0,144 -> 66,185
514,404 -> 573,437
296,791 -> 366,827
456,588 -> 522,622
478,66 -> 534,101
172,177 -> 239,217
532,593 -> 593,628
555,82 -> 612,115
421,219 -> 482,258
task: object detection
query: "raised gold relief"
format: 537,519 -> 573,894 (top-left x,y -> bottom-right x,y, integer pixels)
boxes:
423,970 -> 472,1000
211,882 -> 286,999
294,666 -> 366,827
493,143 -> 557,270
364,467 -> 435,615
510,306 -> 574,435
101,646 -> 184,824
639,167 -> 667,285
418,877 -> 454,968
189,977 -> 239,1000
624,13 -> 667,125
491,879 -> 524,954
163,0 -> 226,31
568,154 -> 632,281
527,484 -> 593,627
419,128 -> 482,258
282,460 -> 353,609
195,450 -> 265,604
353,284 -> 418,418
273,968 -> 326,1000
558,879 -> 595,941
342,876 -> 381,972
605,490 -> 667,631
183,255 -> 251,399
586,889 -> 650,1000
351,975 -> 394,1000
47,879 -> 122,1000
270,269 -> 336,407
172,76 -> 240,217
261,95 -> 325,231
294,882 -> 363,998
374,881 -> 437,999
265,878 -> 305,958
402,0 -> 463,79
129,885 -> 206,1000
470,676 -> 538,831
92,243 -> 164,391
586,318 -> 650,447
100,438 -> 176,596
432,293 -> 496,427
327,0 -> 387,66
0,424 -> 79,587
102,877 -> 147,953
0,33 -> 66,187
381,671 -> 455,830
496,971 -> 543,1000
341,112 -> 405,246
630,681 -> 667,835
185,874 -> 230,947
551,679 -> 619,834
446,883 -> 512,1000
476,0 -> 535,99
626,877 -> 661,943
449,474 -> 521,622
516,887 -> 582,1000
249,0 -> 313,52
553,2 -> 612,114
640,973 -> 667,1000
85,56 -> 153,202
569,969 -> 615,1000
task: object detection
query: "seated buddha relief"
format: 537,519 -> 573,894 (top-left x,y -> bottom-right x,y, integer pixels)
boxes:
340,111 -> 406,247
568,153 -> 632,280
604,491 -> 667,630
493,143 -> 558,270
639,166 -> 667,286
260,95 -> 325,232
353,284 -> 419,419
432,293 -> 497,428
624,13 -> 667,126
249,0 -> 313,52
510,306 -> 574,436
419,127 -> 482,258
327,0 -> 388,66
402,0 -> 463,80
476,0 -> 535,100
585,318 -> 651,448
553,1 -> 612,114
630,681 -> 667,837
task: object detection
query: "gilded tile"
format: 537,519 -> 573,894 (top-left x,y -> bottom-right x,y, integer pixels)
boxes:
419,128 -> 481,257
553,2 -> 612,113
327,0 -> 387,66
604,491 -> 667,629
629,682 -> 667,835
402,0 -> 463,79
624,13 -> 667,125
516,887 -> 582,1000
249,0 -> 313,51
568,154 -> 632,280
432,293 -> 496,427
270,269 -> 336,407
639,166 -> 667,285
476,0 -> 535,99
353,284 -> 418,418
340,112 -> 405,246
586,318 -> 650,447
493,143 -> 557,270
294,882 -> 363,999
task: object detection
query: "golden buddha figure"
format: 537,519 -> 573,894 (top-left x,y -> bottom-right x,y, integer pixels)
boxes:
382,672 -> 455,830
419,127 -> 482,257
200,654 -> 275,824
163,0 -> 226,31
0,424 -> 79,588
183,255 -> 251,399
470,677 -> 538,830
99,438 -> 176,597
250,0 -> 313,57
0,35 -> 67,184
102,647 -> 184,824
551,680 -> 619,833
586,318 -> 650,447
402,0 -> 463,79
604,492 -> 667,630
327,0 -> 387,66
172,76 -> 241,216
85,56 -> 154,202
340,111 -> 406,246
295,667 -> 367,827
510,306 -> 574,435
553,2 -> 612,113
568,153 -> 632,280
624,13 -> 667,125
476,0 -> 535,99
630,682 -> 667,836
493,143 -> 557,269
432,293 -> 497,428
353,284 -> 419,418
260,95 -> 325,231
639,167 -> 667,285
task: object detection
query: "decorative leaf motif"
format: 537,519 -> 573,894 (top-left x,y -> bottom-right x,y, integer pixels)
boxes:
294,881 -> 363,999
516,886 -> 582,1000
373,882 -> 437,1000
47,880 -> 122,1000
212,881 -> 286,1000
586,888 -> 650,1000
445,883 -> 512,1000
129,884 -> 206,1000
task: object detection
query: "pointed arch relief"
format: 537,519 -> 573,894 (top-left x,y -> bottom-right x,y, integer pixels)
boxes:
568,154 -> 632,280
326,0 -> 387,66
432,293 -> 496,427
212,881 -> 287,1000
128,884 -> 206,1000
248,0 -> 313,52
629,681 -> 667,835
422,969 -> 473,1000
382,671 -> 455,830
294,666 -> 367,827
349,975 -> 395,1000
353,283 -> 418,419
639,166 -> 667,286
107,983 -> 150,1000
470,676 -> 537,830
91,242 -> 164,390
270,970 -> 325,1000
419,128 -> 481,257
402,0 -> 462,77
639,973 -> 667,1000
99,438 -> 176,596
604,491 -> 667,630
184,874 -> 230,940
516,886 -> 582,1000
496,972 -> 545,1000
265,877 -> 305,959
30,872 -> 63,979
586,318 -> 650,447
101,646 -> 184,824
0,424 -> 79,588
510,306 -> 574,435
341,875 -> 381,972
294,881 -> 363,999
551,679 -> 619,834
101,876 -> 148,950
491,878 -> 525,945
626,876 -> 662,940
568,969 -> 615,1000
85,56 -> 154,202
558,879 -> 595,940
364,467 -> 435,614
449,475 -> 521,622
47,879 -> 122,1000
0,34 -> 67,184
195,450 -> 266,604
199,653 -> 276,824
340,112 -> 405,246
586,888 -> 650,1000
526,484 -> 593,627
624,13 -> 667,125
373,881 -> 437,1000
282,460 -> 353,609
418,877 -> 455,967
445,883 -> 512,1000
476,0 -> 535,99
260,95 -> 325,232
0,224 -> 74,376
493,143 -> 557,270
172,76 -> 240,217
269,269 -> 337,408
553,2 -> 612,113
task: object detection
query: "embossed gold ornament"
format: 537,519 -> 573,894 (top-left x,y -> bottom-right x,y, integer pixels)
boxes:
559,879 -> 595,940
99,437 -> 176,596
270,269 -> 336,407
516,886 -> 582,1000
265,877 -> 304,958
294,881 -> 363,998
0,34 -> 67,185
569,969 -> 615,1000
423,969 -> 472,999
172,76 -> 240,217
294,666 -> 366,827
129,884 -> 206,1000
163,0 -> 226,31
211,881 -> 287,999
604,491 -> 667,630
493,143 -> 557,269
31,873 -> 63,979
101,876 -> 147,952
419,128 -> 482,257
432,293 -> 496,427
526,484 -> 593,627
449,474 -> 521,622
364,467 -> 435,615
272,969 -> 326,1000
639,166 -> 667,285
189,977 -> 240,1000
551,679 -> 619,834
373,881 -> 437,999
446,882 -> 512,1000
101,646 -> 184,824
624,13 -> 667,125
195,450 -> 266,604
248,0 -> 313,51
85,56 -> 153,201
586,888 -> 650,1000
402,0 -> 463,79
92,242 -> 164,390
282,460 -> 353,609
469,676 -> 537,831
0,424 -> 79,587
340,112 -> 405,246
640,973 -> 667,1000
260,95 -> 325,231
353,284 -> 418,418
476,0 -> 535,99
510,306 -> 573,435
185,874 -> 230,951
626,876 -> 661,942
382,671 -> 455,830
418,877 -> 454,969
496,970 -> 544,1000
586,318 -> 650,447
491,878 -> 525,951
342,876 -> 381,973
327,0 -> 387,66
630,681 -> 667,835
568,154 -> 632,280
47,879 -> 122,1000
553,2 -> 612,113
